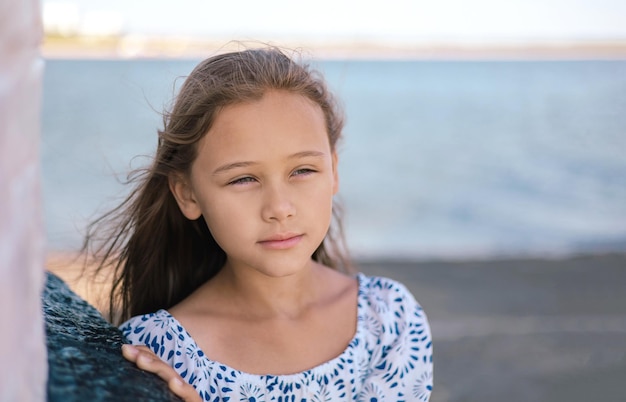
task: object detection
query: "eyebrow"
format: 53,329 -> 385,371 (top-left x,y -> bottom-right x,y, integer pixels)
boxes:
288,150 -> 327,160
212,161 -> 258,175
212,150 -> 327,175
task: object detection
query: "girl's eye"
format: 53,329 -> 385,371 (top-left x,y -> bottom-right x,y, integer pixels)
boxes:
292,168 -> 316,177
228,176 -> 256,185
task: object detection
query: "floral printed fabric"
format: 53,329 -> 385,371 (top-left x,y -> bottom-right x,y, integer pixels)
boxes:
120,273 -> 433,401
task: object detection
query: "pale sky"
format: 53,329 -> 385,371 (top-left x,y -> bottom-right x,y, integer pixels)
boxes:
43,0 -> 626,44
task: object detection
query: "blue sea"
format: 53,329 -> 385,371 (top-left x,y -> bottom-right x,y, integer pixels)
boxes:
41,58 -> 626,260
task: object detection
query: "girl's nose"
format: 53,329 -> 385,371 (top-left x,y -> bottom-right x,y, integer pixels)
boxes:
261,183 -> 296,222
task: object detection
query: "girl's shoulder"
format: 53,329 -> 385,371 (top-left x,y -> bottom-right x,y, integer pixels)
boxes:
120,309 -> 176,335
355,274 -> 433,400
356,272 -> 423,311
120,310 -> 213,391
120,310 -> 192,360
355,272 -> 429,341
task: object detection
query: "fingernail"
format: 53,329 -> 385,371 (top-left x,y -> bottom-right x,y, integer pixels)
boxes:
123,344 -> 138,356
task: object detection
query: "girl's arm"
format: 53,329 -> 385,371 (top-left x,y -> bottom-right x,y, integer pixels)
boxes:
122,344 -> 201,402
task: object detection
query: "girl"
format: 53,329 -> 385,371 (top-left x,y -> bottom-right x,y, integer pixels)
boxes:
85,46 -> 433,401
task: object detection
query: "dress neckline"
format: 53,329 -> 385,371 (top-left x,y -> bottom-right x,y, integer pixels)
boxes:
157,272 -> 367,379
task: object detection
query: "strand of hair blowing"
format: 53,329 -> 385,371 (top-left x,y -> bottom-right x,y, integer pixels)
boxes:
82,46 -> 352,325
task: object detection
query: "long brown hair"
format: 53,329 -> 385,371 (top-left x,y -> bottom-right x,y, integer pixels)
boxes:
83,46 -> 352,324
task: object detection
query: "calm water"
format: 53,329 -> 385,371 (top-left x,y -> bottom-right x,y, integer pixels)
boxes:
41,58 -> 626,259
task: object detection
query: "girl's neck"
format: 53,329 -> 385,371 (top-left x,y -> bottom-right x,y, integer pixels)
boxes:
213,260 -> 324,319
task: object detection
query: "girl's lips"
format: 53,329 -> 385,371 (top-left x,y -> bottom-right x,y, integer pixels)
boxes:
258,234 -> 303,250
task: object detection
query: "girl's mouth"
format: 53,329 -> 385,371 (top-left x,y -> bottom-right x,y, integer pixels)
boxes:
258,233 -> 303,250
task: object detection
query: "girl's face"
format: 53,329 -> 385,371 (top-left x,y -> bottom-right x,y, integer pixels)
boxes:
171,90 -> 338,277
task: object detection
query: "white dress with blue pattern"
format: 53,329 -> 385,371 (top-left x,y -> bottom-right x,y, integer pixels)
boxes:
120,273 -> 433,401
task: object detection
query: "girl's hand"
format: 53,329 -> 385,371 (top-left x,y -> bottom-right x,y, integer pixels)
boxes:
122,344 -> 201,402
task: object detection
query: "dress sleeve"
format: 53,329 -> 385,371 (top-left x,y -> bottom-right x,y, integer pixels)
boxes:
120,311 -> 180,363
360,278 -> 434,401
119,311 -> 210,391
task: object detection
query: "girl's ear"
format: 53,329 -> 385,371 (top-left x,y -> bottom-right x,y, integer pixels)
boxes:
168,174 -> 203,220
332,151 -> 339,195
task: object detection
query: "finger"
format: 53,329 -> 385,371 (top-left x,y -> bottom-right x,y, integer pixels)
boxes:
121,344 -> 140,363
168,376 -> 202,402
136,355 -> 200,402
122,344 -> 201,402
122,345 -> 171,380
122,344 -> 158,362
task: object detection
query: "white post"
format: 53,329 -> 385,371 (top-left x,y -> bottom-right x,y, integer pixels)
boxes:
0,0 -> 47,400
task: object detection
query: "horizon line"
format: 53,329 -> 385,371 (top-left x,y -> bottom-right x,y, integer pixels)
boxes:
41,35 -> 626,61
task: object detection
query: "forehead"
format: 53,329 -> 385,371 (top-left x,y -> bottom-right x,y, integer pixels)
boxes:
196,91 -> 330,165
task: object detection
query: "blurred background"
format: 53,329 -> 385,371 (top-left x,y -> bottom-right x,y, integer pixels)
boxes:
41,0 -> 626,260
40,1 -> 626,401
